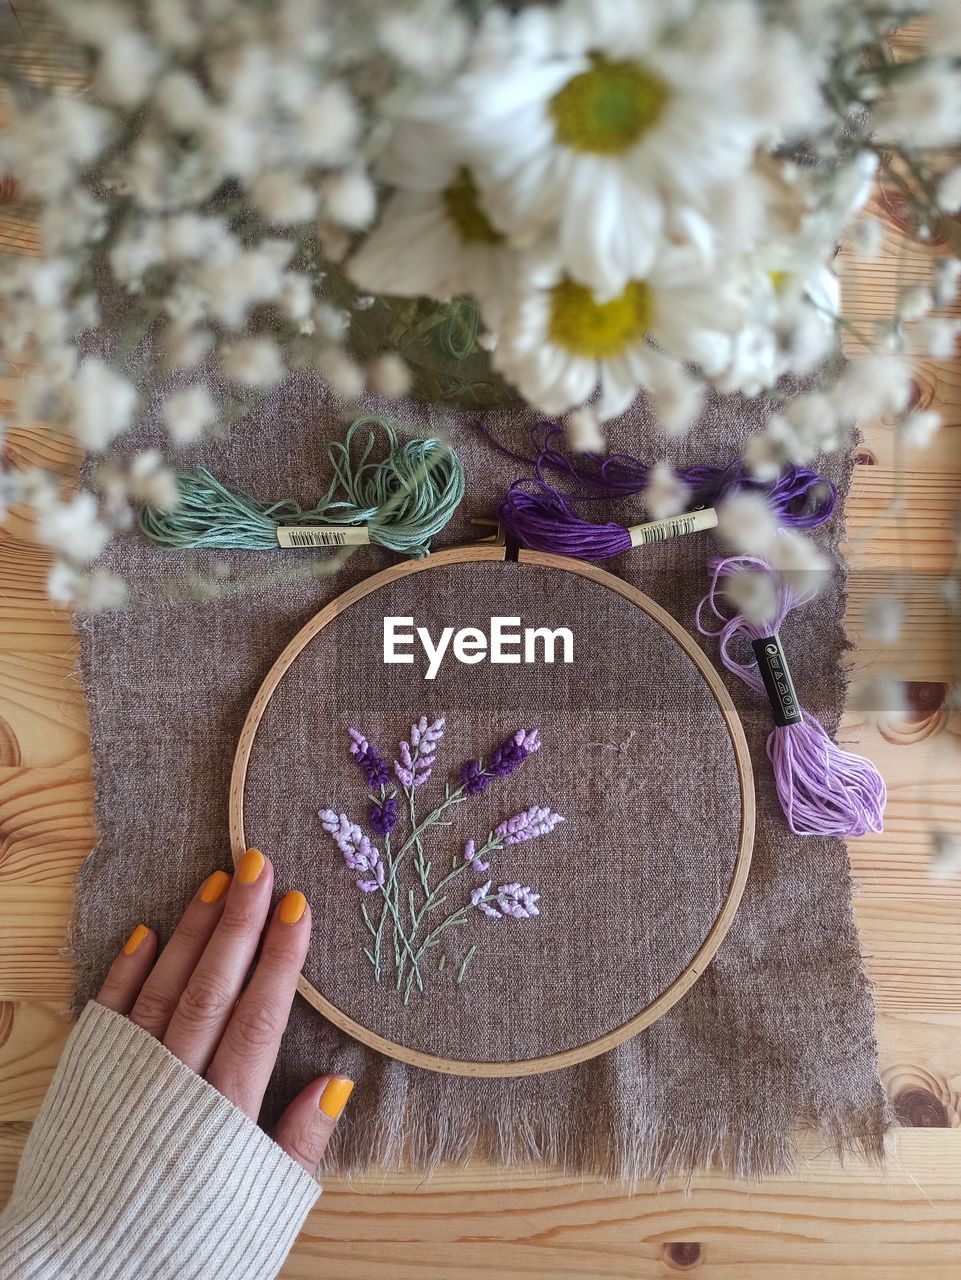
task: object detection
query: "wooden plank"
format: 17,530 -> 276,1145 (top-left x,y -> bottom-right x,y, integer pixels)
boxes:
0,886 -> 73,1000
857,897 -> 961,1015
0,765 -> 96,884
1,1124 -> 959,1275
0,1001 -> 68,1120
0,654 -> 89,769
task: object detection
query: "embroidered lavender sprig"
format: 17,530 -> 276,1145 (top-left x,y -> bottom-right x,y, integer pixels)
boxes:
368,795 -> 398,835
319,809 -> 385,892
394,715 -> 445,788
460,729 -> 541,795
347,729 -> 391,790
494,805 -> 564,845
461,806 -> 563,876
471,881 -> 541,920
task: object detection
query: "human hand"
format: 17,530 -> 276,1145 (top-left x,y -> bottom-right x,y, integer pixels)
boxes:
95,848 -> 353,1174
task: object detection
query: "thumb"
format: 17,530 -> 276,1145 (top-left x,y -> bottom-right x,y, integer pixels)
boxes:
272,1074 -> 354,1176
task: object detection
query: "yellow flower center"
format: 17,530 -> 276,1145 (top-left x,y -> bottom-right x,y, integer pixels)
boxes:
441,167 -> 504,245
549,55 -> 670,155
768,269 -> 791,293
548,278 -> 653,359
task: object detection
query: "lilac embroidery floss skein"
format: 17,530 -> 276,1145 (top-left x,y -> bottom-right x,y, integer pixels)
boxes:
695,555 -> 886,838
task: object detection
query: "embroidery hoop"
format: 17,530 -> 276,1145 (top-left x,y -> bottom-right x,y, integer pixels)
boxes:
229,545 -> 756,1078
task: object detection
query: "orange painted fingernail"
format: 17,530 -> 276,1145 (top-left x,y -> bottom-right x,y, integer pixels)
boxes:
123,924 -> 150,956
237,848 -> 266,884
278,890 -> 307,925
319,1077 -> 354,1119
200,870 -> 232,903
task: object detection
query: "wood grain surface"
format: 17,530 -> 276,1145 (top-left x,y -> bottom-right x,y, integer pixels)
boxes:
1,28 -> 960,1280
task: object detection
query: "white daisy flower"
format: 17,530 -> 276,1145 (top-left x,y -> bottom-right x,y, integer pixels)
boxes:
450,0 -> 768,299
347,120 -> 516,330
491,248 -> 746,421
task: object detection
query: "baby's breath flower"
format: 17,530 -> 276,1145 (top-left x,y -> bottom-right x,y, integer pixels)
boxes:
219,337 -> 285,388
37,493 -> 110,564
900,409 -> 942,450
163,387 -> 218,446
367,353 -> 412,401
717,491 -> 779,555
862,597 -> 904,646
48,563 -> 128,611
295,83 -> 359,165
323,170 -> 377,230
316,347 -> 364,399
68,361 -> 138,452
930,830 -> 961,879
643,461 -> 689,520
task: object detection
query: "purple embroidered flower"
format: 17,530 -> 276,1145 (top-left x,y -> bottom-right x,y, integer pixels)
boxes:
394,715 -> 445,788
494,806 -> 565,845
460,728 -> 541,795
319,808 -> 386,893
471,880 -> 501,919
463,839 -> 490,873
347,728 -> 391,790
495,883 -> 541,919
368,794 -> 398,835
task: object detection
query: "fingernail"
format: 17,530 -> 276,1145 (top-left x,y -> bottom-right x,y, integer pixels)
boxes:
319,1077 -> 354,1119
278,890 -> 307,925
237,848 -> 266,884
200,871 -> 232,903
123,924 -> 150,956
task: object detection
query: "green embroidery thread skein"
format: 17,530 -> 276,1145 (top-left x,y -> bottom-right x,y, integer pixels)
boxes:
139,415 -> 465,558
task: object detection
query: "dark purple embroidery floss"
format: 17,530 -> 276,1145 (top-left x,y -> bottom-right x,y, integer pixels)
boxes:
473,420 -> 838,561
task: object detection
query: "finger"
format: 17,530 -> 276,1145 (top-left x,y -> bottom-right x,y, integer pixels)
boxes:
96,924 -> 158,1015
163,848 -> 274,1074
129,869 -> 233,1039
272,1074 -> 355,1175
206,891 -> 311,1119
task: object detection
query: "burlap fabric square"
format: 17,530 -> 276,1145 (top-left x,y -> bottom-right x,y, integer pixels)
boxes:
70,377 -> 890,1180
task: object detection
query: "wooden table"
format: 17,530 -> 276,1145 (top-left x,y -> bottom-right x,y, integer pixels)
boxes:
1,46 -> 960,1280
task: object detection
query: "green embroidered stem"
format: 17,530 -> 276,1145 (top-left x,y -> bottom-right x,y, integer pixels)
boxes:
456,945 -> 478,985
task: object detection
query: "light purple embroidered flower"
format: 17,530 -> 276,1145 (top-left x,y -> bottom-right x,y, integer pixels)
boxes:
394,715 -> 445,788
460,728 -> 541,795
347,728 -> 391,790
494,806 -> 565,845
463,839 -> 490,873
319,808 -> 385,893
471,880 -> 501,919
368,795 -> 398,835
495,883 -> 541,919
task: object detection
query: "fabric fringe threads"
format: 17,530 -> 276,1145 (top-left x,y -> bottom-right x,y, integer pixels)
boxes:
696,555 -> 886,838
139,415 -> 465,557
474,421 -> 836,560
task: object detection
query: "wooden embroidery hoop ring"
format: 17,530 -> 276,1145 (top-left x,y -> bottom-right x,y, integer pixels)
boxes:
229,545 -> 756,1078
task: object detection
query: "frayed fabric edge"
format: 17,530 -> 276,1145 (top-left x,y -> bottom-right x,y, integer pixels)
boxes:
321,1093 -> 893,1188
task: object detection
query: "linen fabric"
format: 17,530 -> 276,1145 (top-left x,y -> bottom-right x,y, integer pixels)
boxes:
0,1002 -> 320,1280
69,375 -> 890,1179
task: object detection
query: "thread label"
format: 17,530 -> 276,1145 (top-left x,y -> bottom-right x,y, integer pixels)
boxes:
276,525 -> 371,548
751,635 -> 802,727
628,506 -> 718,548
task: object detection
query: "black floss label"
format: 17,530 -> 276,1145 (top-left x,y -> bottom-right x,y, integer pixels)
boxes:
751,635 -> 802,727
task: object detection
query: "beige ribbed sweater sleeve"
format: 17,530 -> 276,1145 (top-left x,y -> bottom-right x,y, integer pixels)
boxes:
0,1002 -> 321,1280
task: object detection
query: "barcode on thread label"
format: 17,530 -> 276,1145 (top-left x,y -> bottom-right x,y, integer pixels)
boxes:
276,525 -> 371,548
628,506 -> 718,549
